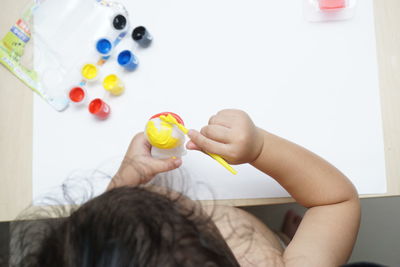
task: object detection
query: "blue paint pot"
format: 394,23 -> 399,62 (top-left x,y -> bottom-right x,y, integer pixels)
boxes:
117,50 -> 139,71
96,38 -> 113,55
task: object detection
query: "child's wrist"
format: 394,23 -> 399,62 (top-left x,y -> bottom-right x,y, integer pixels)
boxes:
107,166 -> 142,190
250,127 -> 265,164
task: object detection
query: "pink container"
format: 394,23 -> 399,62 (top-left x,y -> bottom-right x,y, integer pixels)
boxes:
319,0 -> 345,10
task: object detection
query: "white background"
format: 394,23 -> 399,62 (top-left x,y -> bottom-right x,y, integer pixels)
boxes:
33,0 -> 386,202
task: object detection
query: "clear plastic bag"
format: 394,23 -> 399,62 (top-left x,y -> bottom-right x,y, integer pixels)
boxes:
0,0 -> 130,111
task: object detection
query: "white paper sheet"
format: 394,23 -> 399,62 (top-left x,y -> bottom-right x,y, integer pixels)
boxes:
33,0 -> 386,203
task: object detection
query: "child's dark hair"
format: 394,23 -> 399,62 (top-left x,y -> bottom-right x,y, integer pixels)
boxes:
10,186 -> 240,267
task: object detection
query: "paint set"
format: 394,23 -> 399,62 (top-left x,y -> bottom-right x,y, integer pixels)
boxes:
0,0 -> 154,116
303,0 -> 358,22
67,14 -> 153,120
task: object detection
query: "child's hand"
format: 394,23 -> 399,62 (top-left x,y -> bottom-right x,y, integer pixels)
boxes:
107,133 -> 182,190
186,109 -> 264,164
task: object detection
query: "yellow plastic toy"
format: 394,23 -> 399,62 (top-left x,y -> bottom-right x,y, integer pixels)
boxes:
145,112 -> 186,159
159,113 -> 237,175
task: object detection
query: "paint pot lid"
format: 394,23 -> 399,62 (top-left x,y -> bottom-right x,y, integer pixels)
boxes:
69,87 -> 85,103
96,38 -> 112,54
82,64 -> 98,80
113,14 -> 127,30
132,26 -> 146,41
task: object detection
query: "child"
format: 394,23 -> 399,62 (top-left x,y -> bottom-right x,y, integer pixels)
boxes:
13,109 -> 360,267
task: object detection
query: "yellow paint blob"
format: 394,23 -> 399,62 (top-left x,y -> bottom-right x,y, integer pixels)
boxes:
103,74 -> 125,95
81,64 -> 98,80
146,120 -> 180,149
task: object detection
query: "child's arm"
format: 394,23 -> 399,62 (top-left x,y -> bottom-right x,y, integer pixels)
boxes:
187,109 -> 360,267
107,133 -> 182,190
252,129 -> 360,266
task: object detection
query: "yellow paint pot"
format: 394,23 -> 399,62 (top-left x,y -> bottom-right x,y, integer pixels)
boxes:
81,63 -> 99,81
103,74 -> 125,95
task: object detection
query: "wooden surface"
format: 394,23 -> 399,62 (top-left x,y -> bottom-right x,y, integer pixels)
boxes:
1,0 -> 399,221
0,0 -> 33,222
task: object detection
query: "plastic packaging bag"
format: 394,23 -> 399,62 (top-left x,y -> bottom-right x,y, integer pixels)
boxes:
0,0 -> 130,111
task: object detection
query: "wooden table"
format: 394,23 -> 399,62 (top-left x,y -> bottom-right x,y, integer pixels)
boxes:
1,0 -> 399,222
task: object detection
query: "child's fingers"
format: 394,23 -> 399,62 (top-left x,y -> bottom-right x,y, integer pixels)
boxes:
187,129 -> 230,155
186,140 -> 201,151
128,132 -> 151,156
208,114 -> 232,128
148,157 -> 182,176
200,125 -> 231,143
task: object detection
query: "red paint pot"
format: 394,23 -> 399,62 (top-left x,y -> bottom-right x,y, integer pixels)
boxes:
89,98 -> 110,119
69,87 -> 86,103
